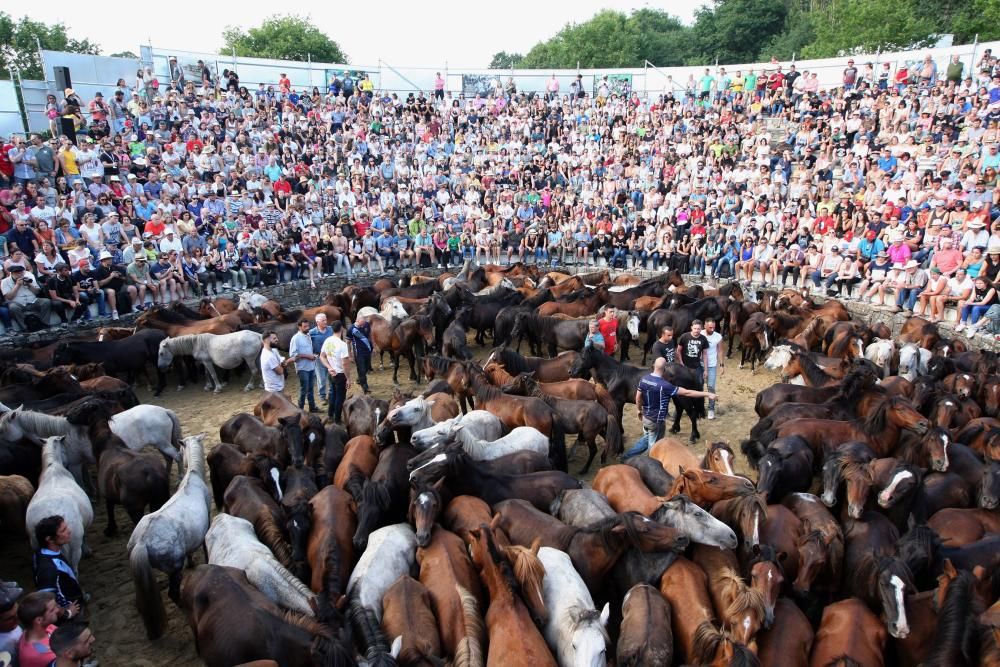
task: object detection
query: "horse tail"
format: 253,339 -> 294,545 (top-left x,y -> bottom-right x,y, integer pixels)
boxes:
594,385 -> 621,431
605,413 -> 624,457
453,584 -> 485,667
749,416 -> 773,440
167,409 -> 182,449
548,418 -> 568,473
130,542 -> 166,640
740,439 -> 767,470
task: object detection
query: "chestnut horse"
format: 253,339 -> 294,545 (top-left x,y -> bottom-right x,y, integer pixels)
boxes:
381,575 -> 443,667
692,544 -> 767,650
809,598 -> 887,667
306,485 -> 356,612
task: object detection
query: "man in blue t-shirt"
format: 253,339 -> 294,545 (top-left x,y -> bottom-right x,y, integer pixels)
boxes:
620,357 -> 717,460
309,313 -> 335,402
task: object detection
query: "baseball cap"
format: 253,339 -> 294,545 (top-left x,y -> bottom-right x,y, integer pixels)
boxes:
77,260 -> 89,269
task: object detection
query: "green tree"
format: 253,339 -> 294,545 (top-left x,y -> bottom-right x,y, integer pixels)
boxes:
0,12 -> 100,80
110,50 -> 138,60
221,15 -> 348,64
950,0 -> 1000,45
626,9 -> 691,67
802,0 -> 937,57
520,10 -> 642,69
489,51 -> 524,69
689,0 -> 788,65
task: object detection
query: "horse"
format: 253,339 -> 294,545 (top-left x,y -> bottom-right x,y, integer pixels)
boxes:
408,441 -> 581,512
306,485 -> 356,612
24,435 -> 93,572
87,401 -> 169,537
179,565 -> 355,667
658,557 -> 727,666
381,393 -> 460,445
136,305 -> 248,335
495,499 -> 689,593
625,456 -> 676,496
467,523 -> 556,667
381,575 -> 444,667
342,394 -> 391,439
409,410 -> 505,452
820,441 -> 879,513
103,404 -> 184,479
809,598 -> 887,667
491,367 -> 620,421
442,308 -> 475,360
279,466 -> 318,582
221,412 -> 306,470
510,374 -> 623,473
333,436 -> 380,490
224,475 -> 295,570
754,436 -> 815,502
755,598 -> 813,667
127,433 -> 211,639
738,312 -> 773,373
347,523 -> 418,624
928,507 -> 1000,546
352,443 -> 416,552
0,407 -> 94,493
157,331 -> 263,393
52,328 -> 170,394
617,583 -> 673,667
667,467 -> 755,506
485,347 -> 580,383
569,345 -> 647,424
649,438 -> 736,477
549,488 -> 616,528
781,493 -> 843,596
537,546 -> 610,667
692,544 -> 768,650
206,513 -> 316,617
709,491 -> 768,549
0,474 -> 34,536
418,424 -> 550,462
366,312 -> 436,384
643,297 -> 727,364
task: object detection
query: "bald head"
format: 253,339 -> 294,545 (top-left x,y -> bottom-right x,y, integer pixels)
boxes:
653,358 -> 667,375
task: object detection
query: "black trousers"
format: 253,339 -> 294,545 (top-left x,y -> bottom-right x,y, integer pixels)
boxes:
328,372 -> 347,423
356,354 -> 371,393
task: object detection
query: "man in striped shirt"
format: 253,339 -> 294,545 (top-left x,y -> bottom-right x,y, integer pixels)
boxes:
620,357 -> 717,460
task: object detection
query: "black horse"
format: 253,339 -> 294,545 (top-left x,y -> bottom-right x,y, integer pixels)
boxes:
52,328 -> 173,395
643,297 -> 728,364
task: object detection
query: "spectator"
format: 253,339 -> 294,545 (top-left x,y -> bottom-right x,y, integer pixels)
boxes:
32,516 -> 84,615
47,621 -> 95,667
1,264 -> 52,330
347,312 -> 374,395
320,321 -> 351,424
583,320 -> 604,351
260,331 -> 290,394
0,581 -> 23,660
17,592 -> 63,667
703,319 -> 725,420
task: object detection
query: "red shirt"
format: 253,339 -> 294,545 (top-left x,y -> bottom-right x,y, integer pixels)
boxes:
353,219 -> 370,237
598,317 -> 618,355
273,179 -> 292,196
814,215 -> 835,235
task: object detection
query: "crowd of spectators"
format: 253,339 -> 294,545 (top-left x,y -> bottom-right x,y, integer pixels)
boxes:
1,48 -> 1000,333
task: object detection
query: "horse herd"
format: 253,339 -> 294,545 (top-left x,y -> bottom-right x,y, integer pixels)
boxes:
0,261 -> 998,666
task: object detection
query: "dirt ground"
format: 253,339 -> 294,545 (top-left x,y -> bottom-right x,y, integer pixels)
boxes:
0,334 -> 774,666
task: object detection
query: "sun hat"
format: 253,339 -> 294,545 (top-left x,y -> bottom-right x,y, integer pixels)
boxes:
99,250 -> 113,260
904,260 -> 919,269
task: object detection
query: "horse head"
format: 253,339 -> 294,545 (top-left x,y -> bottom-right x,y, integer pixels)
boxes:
792,530 -> 828,596
156,338 -> 175,371
388,396 -> 432,428
980,459 -> 1000,510
408,478 -> 445,548
749,547 -> 785,628
877,557 -> 915,639
652,494 -> 738,550
285,500 -> 313,576
625,312 -> 640,339
278,415 -> 305,468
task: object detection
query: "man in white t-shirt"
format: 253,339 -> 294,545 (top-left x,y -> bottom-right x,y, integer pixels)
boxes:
320,321 -> 352,424
260,331 -> 291,393
703,318 -> 725,420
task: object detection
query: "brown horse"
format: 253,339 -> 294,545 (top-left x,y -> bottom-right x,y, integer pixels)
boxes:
381,575 -> 443,667
221,412 -> 307,470
0,474 -> 34,536
199,296 -> 238,317
593,464 -> 664,515
898,315 -> 941,349
416,525 -> 485,666
368,312 -> 436,384
468,522 -> 556,667
333,436 -> 380,490
928,507 -> 1000,546
180,564 -> 352,667
809,597 -> 887,667
206,443 -> 277,511
135,305 -> 248,335
223,475 -> 294,569
667,467 -> 755,506
490,367 -> 619,419
252,392 -> 326,466
756,598 -> 813,667
659,558 -> 754,666
484,347 -> 580,383
758,504 -> 803,585
782,493 -> 843,595
617,583 -> 673,667
306,485 -> 356,611
692,544 -> 767,650
495,499 -> 688,592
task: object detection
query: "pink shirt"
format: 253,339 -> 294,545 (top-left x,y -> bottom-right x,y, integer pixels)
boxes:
931,248 -> 964,275
887,243 -> 911,264
18,625 -> 56,667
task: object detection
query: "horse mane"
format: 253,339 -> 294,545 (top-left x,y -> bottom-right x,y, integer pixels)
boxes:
898,524 -> 940,582
794,349 -> 839,387
359,480 -> 392,512
832,366 -> 882,405
5,409 -> 71,437
716,567 -> 768,624
257,515 -> 293,566
860,396 -> 902,437
834,448 -> 873,484
691,621 -> 729,665
424,354 -> 463,376
500,544 -> 546,620
466,366 -> 505,403
926,570 -> 982,667
525,383 -> 558,408
493,347 -> 542,374
453,584 -> 485,667
143,305 -> 195,323
578,512 -> 642,552
717,492 -> 767,533
281,607 -> 336,640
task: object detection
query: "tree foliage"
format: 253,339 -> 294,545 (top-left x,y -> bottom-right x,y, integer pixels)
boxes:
0,12 -> 100,80
221,15 -> 348,64
688,0 -> 788,65
110,51 -> 138,60
802,0 -> 938,58
489,51 -> 524,69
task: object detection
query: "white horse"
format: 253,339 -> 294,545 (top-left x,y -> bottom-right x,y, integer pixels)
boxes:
410,410 -> 504,450
156,330 -> 263,393
206,513 -> 316,617
385,395 -> 439,432
358,297 -> 409,323
109,405 -> 183,479
537,547 -> 610,667
346,523 -> 417,622
237,291 -> 270,313
126,433 -> 211,640
0,406 -> 94,491
475,278 -> 516,296
25,435 -> 93,572
898,343 -> 932,382
450,424 -> 549,461
865,338 -> 896,378
650,495 -> 739,549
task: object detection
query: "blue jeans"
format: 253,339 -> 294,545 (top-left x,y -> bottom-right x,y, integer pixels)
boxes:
960,304 -> 992,325
610,248 -> 628,268
297,369 -> 317,410
706,365 -> 717,411
315,365 -> 328,399
712,257 -> 735,278
622,417 -> 666,460
79,290 -> 107,317
896,287 -> 922,311
534,247 -> 548,263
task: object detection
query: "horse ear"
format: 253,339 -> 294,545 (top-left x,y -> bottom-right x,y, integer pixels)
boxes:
942,558 -> 957,579
334,594 -> 348,611
677,465 -> 685,476
973,565 -> 986,582
432,477 -> 446,494
390,635 -> 402,659
469,527 -> 481,540
599,602 -> 610,627
530,537 -> 541,556
489,514 -> 502,531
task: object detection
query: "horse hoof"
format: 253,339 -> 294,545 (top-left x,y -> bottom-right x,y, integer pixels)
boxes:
213,389 -> 222,394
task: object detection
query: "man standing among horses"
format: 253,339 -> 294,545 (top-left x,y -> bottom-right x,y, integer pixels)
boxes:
703,318 -> 725,420
678,319 -> 710,390
309,313 -> 334,403
598,306 -> 618,355
32,517 -> 83,620
289,319 -> 319,412
260,331 -> 292,394
320,321 -> 352,424
620,357 -> 717,460
347,313 -> 373,395
652,325 -> 676,363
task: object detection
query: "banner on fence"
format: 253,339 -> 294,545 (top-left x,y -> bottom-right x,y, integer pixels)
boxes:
325,69 -> 369,90
462,74 -> 499,97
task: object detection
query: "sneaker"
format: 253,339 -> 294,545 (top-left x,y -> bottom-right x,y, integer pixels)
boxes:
708,409 -> 716,420
111,310 -> 119,320
955,323 -> 965,332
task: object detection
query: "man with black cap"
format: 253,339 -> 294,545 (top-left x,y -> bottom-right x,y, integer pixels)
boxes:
47,263 -> 87,323
1,265 -> 52,330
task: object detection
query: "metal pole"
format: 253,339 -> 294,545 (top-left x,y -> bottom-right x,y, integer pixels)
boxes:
11,68 -> 28,134
971,34 -> 980,75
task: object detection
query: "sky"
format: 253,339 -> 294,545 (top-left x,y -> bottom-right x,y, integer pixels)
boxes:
15,1 -> 707,68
